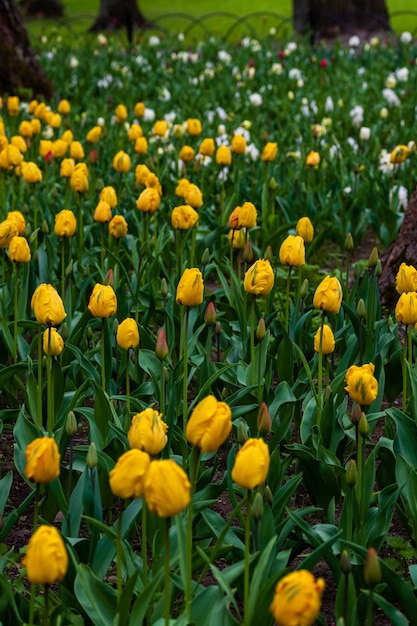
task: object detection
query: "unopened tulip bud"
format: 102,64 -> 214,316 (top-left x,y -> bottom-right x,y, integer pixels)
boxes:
112,318 -> 119,336
201,247 -> 210,266
86,442 -> 98,469
256,317 -> 266,341
204,301 -> 216,326
105,268 -> 114,287
215,321 -> 222,336
375,259 -> 382,277
252,491 -> 264,521
156,328 -> 168,361
221,387 -> 228,401
359,413 -> 369,437
351,403 -> 362,426
364,547 -> 382,587
161,277 -> 168,298
264,245 -> 273,262
257,401 -> 271,435
345,459 -> 357,486
163,366 -> 169,383
341,549 -> 352,574
299,278 -> 309,299
29,228 -> 39,243
368,246 -> 379,269
345,232 -> 354,252
41,219 -> 49,234
95,178 -> 104,192
66,410 -> 78,437
356,298 -> 366,320
264,485 -> 273,506
243,241 -> 253,263
237,420 -> 248,445
87,326 -> 93,341
42,355 -> 47,370
65,259 -> 73,277
269,176 -> 278,190
61,322 -> 69,340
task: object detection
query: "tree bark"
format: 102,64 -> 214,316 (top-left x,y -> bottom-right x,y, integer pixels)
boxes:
0,0 -> 52,99
21,0 -> 63,18
293,0 -> 390,38
89,0 -> 153,41
379,186 -> 417,311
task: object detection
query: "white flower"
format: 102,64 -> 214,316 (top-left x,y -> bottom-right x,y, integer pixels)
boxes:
385,74 -> 396,88
343,186 -> 352,194
297,79 -> 304,88
408,140 -> 416,152
218,167 -> 229,182
348,35 -> 361,47
218,50 -> 232,64
249,93 -> 263,107
246,143 -> 260,160
269,27 -> 276,36
347,137 -> 358,152
148,36 -> 160,47
271,63 -> 283,75
165,112 -> 176,123
289,68 -> 301,80
378,149 -> 394,174
143,108 -> 156,122
349,105 -> 364,126
69,55 -> 79,68
287,41 -> 297,52
395,67 -> 409,82
42,126 -> 54,139
370,36 -> 380,46
216,106 -> 228,121
359,127 -> 371,141
400,31 -> 413,44
97,33 -> 107,46
178,32 -> 184,41
380,107 -> 389,119
325,96 -> 334,112
382,88 -> 400,107
217,124 -> 226,136
288,91 -> 295,101
390,185 -> 408,210
242,120 -> 252,130
159,87 -> 171,102
357,67 -> 366,75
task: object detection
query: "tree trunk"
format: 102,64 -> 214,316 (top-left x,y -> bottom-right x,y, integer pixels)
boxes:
89,0 -> 153,41
293,0 -> 390,38
379,186 -> 417,311
22,0 -> 63,18
0,0 -> 52,99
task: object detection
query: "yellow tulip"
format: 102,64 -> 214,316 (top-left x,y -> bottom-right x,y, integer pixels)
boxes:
296,216 -> 314,242
306,150 -> 320,167
183,183 -> 203,209
54,209 -> 76,238
313,275 -> 342,314
313,324 -> 335,355
128,408 -> 168,455
94,200 -> 112,223
7,211 -> 26,235
231,134 -> 246,155
144,459 -> 191,517
43,327 -> 64,357
261,142 -> 278,162
25,437 -> 60,483
171,205 -> 199,230
8,236 -> 31,263
395,262 -> 417,294
88,283 -> 117,318
279,235 -> 305,267
216,145 -> 232,166
113,150 -> 131,173
109,449 -> 150,499
395,291 -> 417,325
116,317 -> 139,350
23,525 -> 68,585
187,118 -> 202,136
0,219 -> 18,248
109,215 -> 128,239
198,138 -> 215,157
136,187 -> 161,213
390,144 -> 408,164
100,186 -> 117,208
231,438 -> 270,489
176,268 -> 204,307
270,570 -> 325,626
244,259 -> 274,296
345,363 -> 378,405
31,283 -> 66,326
186,395 -> 232,452
179,145 -> 195,162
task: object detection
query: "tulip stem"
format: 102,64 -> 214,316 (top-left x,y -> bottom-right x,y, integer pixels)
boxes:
125,348 -> 131,430
13,263 -> 18,363
101,319 -> 106,393
43,584 -> 49,626
402,326 -> 408,413
257,333 -> 263,405
61,238 -> 66,301
116,508 -> 123,609
100,223 -> 105,275
243,489 -> 252,626
183,307 -> 190,436
356,422 -> 367,546
317,312 -> 325,432
366,588 -> 375,626
37,324 -> 43,428
250,296 -> 255,387
77,192 -> 83,254
284,266 -> 292,333
164,518 -> 171,626
185,447 -> 200,621
46,326 -> 53,435
142,499 -> 148,589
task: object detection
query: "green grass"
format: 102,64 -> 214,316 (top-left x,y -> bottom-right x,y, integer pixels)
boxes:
24,0 -> 417,43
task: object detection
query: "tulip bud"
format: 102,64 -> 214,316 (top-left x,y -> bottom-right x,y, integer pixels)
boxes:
87,326 -> 93,341
359,413 -> 369,437
42,355 -> 47,370
345,232 -> 354,252
252,491 -> 264,521
29,228 -> 39,243
112,318 -> 119,337
204,301 -> 217,326
341,549 -> 352,574
61,322 -> 69,341
345,459 -> 357,486
264,245 -> 273,262
65,259 -> 73,277
161,277 -> 168,298
221,387 -> 228,401
105,268 -> 114,287
243,241 -> 253,263
256,317 -> 266,342
269,176 -> 278,190
364,547 -> 382,587
201,247 -> 210,266
356,298 -> 366,320
86,442 -> 98,469
237,420 -> 248,445
66,410 -> 78,437
155,328 -> 168,361
215,322 -> 222,336
264,485 -> 273,506
95,178 -> 104,191
368,246 -> 379,269
163,366 -> 169,383
257,402 -> 271,435
375,259 -> 382,277
299,278 -> 309,299
41,219 -> 49,234
351,403 -> 362,426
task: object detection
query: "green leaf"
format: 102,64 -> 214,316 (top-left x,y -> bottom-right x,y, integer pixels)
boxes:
0,472 -> 13,515
74,564 -> 118,626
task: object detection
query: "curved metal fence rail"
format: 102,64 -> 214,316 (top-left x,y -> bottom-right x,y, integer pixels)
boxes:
25,10 -> 417,43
